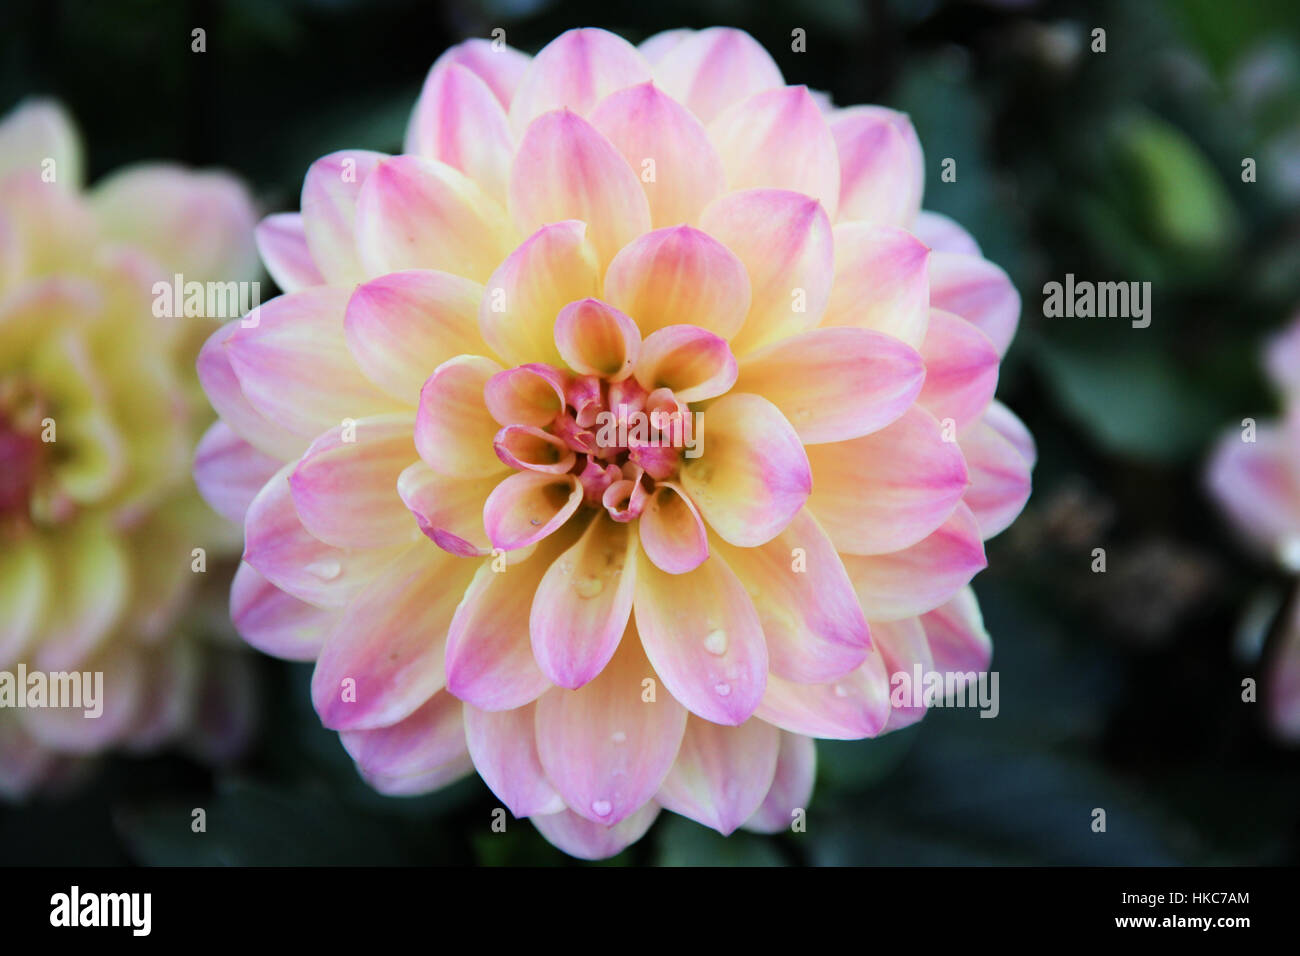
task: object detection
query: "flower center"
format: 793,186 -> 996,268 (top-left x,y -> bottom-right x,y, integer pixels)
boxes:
493,363 -> 699,524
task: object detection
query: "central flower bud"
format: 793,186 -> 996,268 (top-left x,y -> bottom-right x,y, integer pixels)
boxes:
490,362 -> 695,523
474,294 -> 732,533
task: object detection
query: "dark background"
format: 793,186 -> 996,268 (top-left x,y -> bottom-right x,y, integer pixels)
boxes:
2,0 -> 1298,865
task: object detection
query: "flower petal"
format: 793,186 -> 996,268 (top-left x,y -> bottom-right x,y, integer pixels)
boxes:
652,27 -> 784,124
744,731 -> 816,834
708,86 -> 840,219
229,561 -> 332,662
917,307 -> 1000,430
735,326 -> 924,444
355,155 -> 515,283
463,702 -> 566,817
553,297 -> 640,380
922,587 -> 992,675
638,481 -> 709,574
530,512 -> 638,688
756,648 -> 892,739
510,110 -> 650,268
255,213 -> 325,293
872,616 -> 933,730
808,405 -> 968,555
396,461 -> 495,556
633,324 -> 737,403
633,548 -> 768,725
1266,320 -> 1300,397
91,164 -> 258,280
494,424 -> 575,474
196,320 -> 309,460
427,38 -> 531,109
445,527 -> 579,710
289,414 -> 419,549
484,363 -> 567,427
345,269 -> 488,405
842,502 -> 986,621
929,252 -> 1020,357
508,28 -> 651,134
480,221 -> 601,367
603,225 -> 750,340
531,802 -> 660,860
589,81 -> 727,228
535,634 -> 686,824
405,64 -> 514,204
225,288 -> 407,438
299,149 -> 386,286
0,99 -> 83,189
715,510 -> 871,683
913,209 -> 981,256
830,106 -> 924,226
483,471 -> 583,551
680,392 -> 810,548
243,463 -> 405,610
1208,424 -> 1300,551
822,223 -> 930,349
193,421 -> 282,525
656,716 -> 779,835
638,29 -> 693,64
0,539 -> 48,671
30,521 -> 127,673
414,354 -> 506,478
698,189 -> 833,354
312,543 -> 475,730
959,402 -> 1035,539
361,754 -> 474,797
340,691 -> 465,782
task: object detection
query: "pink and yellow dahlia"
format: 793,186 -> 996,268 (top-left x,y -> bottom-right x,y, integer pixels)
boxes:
0,100 -> 259,797
1209,316 -> 1300,740
199,27 -> 1034,857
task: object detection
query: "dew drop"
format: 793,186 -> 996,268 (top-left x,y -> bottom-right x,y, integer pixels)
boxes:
574,575 -> 604,599
611,731 -> 627,744
833,684 -> 849,698
703,628 -> 728,655
591,799 -> 613,817
713,681 -> 732,697
305,559 -> 341,581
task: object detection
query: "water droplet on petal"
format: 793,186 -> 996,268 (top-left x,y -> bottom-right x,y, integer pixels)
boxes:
703,628 -> 728,655
305,559 -> 341,581
833,684 -> 849,698
591,799 -> 612,817
611,731 -> 627,744
574,574 -> 604,598
713,681 -> 731,697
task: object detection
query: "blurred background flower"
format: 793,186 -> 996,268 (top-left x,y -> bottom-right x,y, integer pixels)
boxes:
1,0 -> 1297,865
0,99 -> 260,801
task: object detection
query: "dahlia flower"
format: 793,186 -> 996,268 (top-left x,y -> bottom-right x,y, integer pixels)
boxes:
0,99 -> 259,797
199,27 -> 1034,858
1209,316 -> 1300,740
